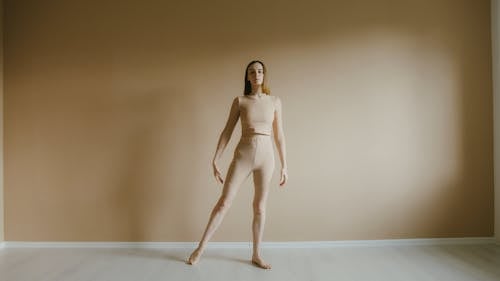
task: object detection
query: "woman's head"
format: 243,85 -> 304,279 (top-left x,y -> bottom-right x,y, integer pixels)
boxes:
244,60 -> 271,95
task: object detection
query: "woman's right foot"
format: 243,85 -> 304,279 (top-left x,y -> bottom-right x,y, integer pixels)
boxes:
186,248 -> 202,265
251,255 -> 272,269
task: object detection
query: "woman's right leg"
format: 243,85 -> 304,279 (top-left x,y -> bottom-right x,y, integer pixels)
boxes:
187,153 -> 252,265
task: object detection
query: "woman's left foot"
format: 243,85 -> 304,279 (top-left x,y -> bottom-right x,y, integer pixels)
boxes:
186,248 -> 202,265
251,255 -> 271,269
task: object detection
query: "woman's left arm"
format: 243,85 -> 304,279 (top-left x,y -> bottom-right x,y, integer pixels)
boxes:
273,96 -> 288,186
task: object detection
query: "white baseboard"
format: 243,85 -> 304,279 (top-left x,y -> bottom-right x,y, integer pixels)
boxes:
1,237 -> 496,249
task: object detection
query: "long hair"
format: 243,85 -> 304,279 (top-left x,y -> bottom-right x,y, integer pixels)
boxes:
243,60 -> 271,95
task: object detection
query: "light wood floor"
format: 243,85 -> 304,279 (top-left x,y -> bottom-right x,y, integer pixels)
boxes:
1,244 -> 499,281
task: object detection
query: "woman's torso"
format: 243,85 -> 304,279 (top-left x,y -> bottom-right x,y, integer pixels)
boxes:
238,94 -> 275,137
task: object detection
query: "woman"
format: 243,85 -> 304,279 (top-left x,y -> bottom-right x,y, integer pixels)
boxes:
186,60 -> 288,269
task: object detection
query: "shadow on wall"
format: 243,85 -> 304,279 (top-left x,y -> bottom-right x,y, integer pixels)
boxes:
109,88 -> 203,241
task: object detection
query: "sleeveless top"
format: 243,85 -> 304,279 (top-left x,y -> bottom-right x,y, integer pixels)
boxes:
238,94 -> 275,137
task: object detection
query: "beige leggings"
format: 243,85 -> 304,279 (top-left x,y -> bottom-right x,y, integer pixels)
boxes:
192,134 -> 275,254
222,134 -> 275,204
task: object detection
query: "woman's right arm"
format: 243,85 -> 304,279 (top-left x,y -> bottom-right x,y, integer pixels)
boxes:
213,97 -> 240,164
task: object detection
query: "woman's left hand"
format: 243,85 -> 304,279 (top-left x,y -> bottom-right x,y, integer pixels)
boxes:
279,168 -> 288,187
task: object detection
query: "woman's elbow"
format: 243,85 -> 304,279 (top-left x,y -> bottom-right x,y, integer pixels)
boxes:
275,134 -> 285,144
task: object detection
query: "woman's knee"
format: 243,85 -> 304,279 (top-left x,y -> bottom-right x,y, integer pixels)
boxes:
215,197 -> 233,212
252,203 -> 266,215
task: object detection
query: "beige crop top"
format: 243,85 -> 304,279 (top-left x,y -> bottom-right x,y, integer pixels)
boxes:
238,94 -> 275,137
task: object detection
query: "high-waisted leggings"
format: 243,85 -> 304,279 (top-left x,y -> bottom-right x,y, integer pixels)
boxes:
221,134 -> 275,201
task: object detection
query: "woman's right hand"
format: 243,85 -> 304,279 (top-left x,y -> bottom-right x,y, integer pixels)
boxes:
212,162 -> 224,184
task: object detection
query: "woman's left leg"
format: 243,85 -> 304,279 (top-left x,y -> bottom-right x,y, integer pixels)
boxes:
251,137 -> 275,269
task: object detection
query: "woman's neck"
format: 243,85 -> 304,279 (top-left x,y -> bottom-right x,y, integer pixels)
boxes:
250,86 -> 263,95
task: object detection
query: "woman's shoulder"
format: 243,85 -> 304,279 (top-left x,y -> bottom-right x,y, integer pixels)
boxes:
234,95 -> 245,107
271,95 -> 281,105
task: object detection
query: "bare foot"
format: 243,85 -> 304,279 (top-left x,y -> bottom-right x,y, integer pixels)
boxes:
251,255 -> 271,269
186,248 -> 202,265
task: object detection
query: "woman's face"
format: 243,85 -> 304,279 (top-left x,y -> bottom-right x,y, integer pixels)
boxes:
247,62 -> 264,86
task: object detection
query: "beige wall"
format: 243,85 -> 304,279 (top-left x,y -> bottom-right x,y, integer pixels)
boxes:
4,0 -> 493,242
493,0 -> 500,244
